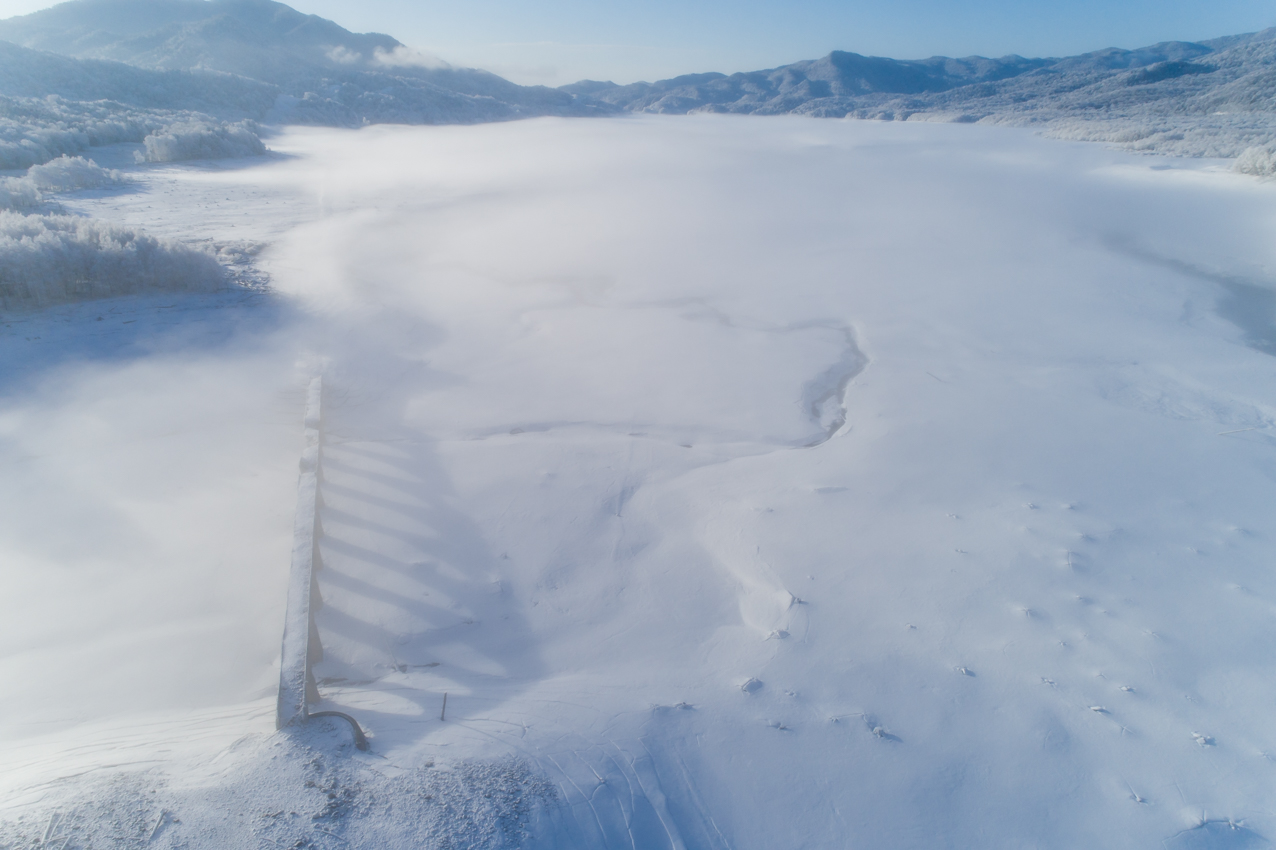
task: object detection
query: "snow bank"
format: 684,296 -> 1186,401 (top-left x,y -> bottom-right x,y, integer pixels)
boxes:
0,731 -> 556,850
0,212 -> 224,309
136,120 -> 267,163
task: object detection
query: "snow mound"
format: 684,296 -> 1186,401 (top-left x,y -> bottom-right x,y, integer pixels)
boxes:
136,120 -> 267,163
0,212 -> 224,309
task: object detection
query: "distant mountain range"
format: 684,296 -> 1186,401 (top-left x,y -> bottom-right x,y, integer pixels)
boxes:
561,31 -> 1276,157
562,39 -> 1243,113
0,0 -> 1272,160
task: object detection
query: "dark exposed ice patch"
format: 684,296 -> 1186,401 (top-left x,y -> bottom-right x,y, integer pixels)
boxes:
1107,240 -> 1276,357
797,324 -> 868,447
1216,281 -> 1276,356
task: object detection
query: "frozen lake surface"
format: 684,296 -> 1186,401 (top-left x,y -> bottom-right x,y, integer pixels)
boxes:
3,116 -> 1276,849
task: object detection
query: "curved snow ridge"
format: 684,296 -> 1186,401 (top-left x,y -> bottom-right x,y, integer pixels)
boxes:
795,323 -> 869,447
455,419 -> 800,452
434,307 -> 869,453
1163,820 -> 1267,849
628,300 -> 869,448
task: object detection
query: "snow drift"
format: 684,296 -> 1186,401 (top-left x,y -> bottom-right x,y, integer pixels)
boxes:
0,211 -> 223,309
136,120 -> 267,163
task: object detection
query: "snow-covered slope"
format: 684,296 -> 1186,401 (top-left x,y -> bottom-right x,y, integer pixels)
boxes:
2,116 -> 1276,848
0,39 -> 276,113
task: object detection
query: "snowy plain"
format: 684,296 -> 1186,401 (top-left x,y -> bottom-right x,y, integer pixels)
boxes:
3,115 -> 1276,849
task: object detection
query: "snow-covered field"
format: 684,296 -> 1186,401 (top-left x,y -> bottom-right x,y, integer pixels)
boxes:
3,116 -> 1276,849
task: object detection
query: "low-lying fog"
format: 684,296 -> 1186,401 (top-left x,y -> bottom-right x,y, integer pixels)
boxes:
3,116 -> 1276,850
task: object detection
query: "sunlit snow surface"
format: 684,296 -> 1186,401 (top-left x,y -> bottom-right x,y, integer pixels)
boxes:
4,116 -> 1276,849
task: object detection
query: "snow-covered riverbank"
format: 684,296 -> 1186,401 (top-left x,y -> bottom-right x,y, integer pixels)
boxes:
3,116 -> 1276,849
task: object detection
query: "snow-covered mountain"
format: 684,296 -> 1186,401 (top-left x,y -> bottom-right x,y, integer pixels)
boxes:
563,34 -> 1271,116
1,0 -> 1275,156
0,38 -> 274,113
0,0 -> 607,127
0,0 -> 401,71
565,31 -> 1276,157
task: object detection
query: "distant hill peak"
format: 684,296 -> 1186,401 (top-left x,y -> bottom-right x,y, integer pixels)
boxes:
0,0 -> 607,131
0,0 -> 406,76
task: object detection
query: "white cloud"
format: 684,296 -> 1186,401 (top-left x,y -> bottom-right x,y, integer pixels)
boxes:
324,44 -> 361,65
371,45 -> 450,70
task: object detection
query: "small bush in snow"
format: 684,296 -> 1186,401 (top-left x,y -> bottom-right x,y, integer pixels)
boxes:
26,155 -> 122,192
0,156 -> 123,211
136,120 -> 267,163
1235,146 -> 1276,177
0,211 -> 224,309
0,95 -> 156,170
0,177 -> 41,210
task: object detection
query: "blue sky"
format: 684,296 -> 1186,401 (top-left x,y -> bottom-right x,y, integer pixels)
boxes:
1,0 -> 1274,85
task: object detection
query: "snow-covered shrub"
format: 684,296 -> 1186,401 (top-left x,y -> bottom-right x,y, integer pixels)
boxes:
0,212 -> 224,309
0,96 -> 158,169
0,95 -> 269,171
136,120 -> 267,163
1033,114 -> 1276,158
0,177 -> 41,210
1235,145 -> 1276,177
0,156 -> 123,211
25,155 -> 122,192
